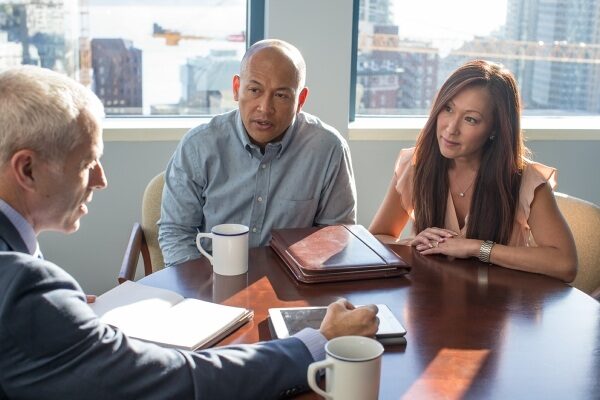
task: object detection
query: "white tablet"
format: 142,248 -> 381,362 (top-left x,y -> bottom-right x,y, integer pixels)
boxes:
268,304 -> 407,345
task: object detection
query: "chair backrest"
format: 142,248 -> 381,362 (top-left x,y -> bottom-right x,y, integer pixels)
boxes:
555,192 -> 600,296
141,171 -> 165,272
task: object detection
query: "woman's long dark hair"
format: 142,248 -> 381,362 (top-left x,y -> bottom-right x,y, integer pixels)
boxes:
413,60 -> 526,244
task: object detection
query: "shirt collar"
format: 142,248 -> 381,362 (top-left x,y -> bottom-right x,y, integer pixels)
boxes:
0,198 -> 38,255
235,110 -> 299,159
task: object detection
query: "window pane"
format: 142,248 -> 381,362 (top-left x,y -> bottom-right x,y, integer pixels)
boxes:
0,0 -> 246,116
357,0 -> 600,117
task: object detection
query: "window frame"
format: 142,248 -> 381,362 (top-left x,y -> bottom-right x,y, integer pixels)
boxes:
347,0 -> 600,140
98,0 -> 600,142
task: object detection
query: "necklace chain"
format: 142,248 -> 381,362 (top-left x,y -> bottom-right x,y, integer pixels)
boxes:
456,177 -> 476,197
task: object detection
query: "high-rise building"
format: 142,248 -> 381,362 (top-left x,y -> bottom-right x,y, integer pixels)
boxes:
0,30 -> 23,69
179,49 -> 239,115
0,0 -> 77,74
25,0 -> 68,37
91,38 -> 142,115
360,0 -> 393,25
506,0 -> 600,113
356,0 -> 438,114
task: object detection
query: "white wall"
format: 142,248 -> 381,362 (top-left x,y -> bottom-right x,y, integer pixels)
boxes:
38,1 -> 600,295
265,0 -> 353,133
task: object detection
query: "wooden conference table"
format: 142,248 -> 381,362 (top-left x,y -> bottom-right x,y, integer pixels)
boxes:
140,245 -> 600,399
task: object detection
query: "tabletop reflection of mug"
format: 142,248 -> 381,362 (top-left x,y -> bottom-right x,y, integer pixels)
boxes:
212,273 -> 249,304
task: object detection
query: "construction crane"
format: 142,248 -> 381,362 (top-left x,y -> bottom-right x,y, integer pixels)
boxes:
152,23 -> 214,46
79,0 -> 91,87
361,33 -> 600,64
152,23 -> 245,46
226,32 -> 245,43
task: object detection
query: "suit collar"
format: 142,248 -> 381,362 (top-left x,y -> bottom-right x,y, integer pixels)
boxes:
0,209 -> 31,254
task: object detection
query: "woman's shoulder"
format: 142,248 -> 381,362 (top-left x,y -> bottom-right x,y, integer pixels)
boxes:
521,159 -> 557,190
392,148 -> 416,211
394,147 -> 416,174
515,159 -> 558,227
398,147 -> 416,159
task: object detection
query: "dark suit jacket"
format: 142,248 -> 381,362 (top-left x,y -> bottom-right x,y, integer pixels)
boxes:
0,212 -> 312,399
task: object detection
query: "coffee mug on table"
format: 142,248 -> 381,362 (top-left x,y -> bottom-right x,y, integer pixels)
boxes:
196,224 -> 249,276
307,336 -> 384,400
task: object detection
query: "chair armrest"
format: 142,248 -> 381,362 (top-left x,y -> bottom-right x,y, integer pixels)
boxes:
591,285 -> 600,301
119,223 -> 144,284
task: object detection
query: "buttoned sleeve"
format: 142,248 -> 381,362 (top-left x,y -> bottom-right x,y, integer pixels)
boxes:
159,128 -> 207,266
293,327 -> 327,362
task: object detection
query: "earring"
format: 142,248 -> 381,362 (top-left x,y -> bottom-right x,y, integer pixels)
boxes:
489,134 -> 495,141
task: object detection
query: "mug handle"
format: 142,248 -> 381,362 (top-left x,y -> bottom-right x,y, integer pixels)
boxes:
196,233 -> 214,265
307,359 -> 334,399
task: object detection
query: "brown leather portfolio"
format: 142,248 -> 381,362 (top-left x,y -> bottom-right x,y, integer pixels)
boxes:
269,225 -> 410,283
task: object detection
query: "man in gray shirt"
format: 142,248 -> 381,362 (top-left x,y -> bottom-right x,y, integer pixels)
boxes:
159,39 -> 357,266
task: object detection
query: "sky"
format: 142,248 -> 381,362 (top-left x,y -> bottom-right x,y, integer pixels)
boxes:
393,0 -> 508,52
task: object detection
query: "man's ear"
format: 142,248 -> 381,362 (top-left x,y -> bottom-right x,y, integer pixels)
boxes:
297,87 -> 309,113
233,75 -> 241,101
11,150 -> 38,192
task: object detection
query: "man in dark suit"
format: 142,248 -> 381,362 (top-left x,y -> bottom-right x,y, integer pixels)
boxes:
0,66 -> 378,399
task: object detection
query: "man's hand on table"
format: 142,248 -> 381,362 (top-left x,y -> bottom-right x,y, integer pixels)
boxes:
319,298 -> 379,340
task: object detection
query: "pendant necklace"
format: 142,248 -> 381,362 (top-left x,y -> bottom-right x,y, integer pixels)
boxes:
457,177 -> 476,197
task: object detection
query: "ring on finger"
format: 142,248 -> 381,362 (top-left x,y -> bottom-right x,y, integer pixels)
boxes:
431,240 -> 438,248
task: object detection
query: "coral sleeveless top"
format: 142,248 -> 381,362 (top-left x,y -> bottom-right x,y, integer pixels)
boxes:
393,147 -> 557,246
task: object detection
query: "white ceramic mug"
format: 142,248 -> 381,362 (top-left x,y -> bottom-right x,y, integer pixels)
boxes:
196,224 -> 249,276
307,336 -> 384,400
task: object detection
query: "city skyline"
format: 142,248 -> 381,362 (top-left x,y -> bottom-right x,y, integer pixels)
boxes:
86,1 -> 245,113
2,0 -> 600,116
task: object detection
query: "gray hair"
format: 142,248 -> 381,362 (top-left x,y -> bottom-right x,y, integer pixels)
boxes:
241,39 -> 307,88
0,66 -> 104,166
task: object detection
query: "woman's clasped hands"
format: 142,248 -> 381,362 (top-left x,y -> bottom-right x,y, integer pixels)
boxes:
410,227 -> 479,259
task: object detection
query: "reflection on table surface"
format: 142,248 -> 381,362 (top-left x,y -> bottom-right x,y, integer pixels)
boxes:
140,244 -> 600,400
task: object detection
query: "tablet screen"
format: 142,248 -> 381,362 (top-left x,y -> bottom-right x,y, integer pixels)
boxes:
280,308 -> 327,335
270,304 -> 407,344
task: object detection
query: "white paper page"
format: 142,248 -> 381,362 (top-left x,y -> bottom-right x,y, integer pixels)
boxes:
139,299 -> 248,349
90,281 -> 184,332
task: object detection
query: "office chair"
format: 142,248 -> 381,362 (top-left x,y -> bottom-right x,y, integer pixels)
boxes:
118,171 -> 165,283
555,192 -> 600,300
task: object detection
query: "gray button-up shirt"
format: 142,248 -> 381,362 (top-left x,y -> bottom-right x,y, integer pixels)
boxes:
158,109 -> 357,266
